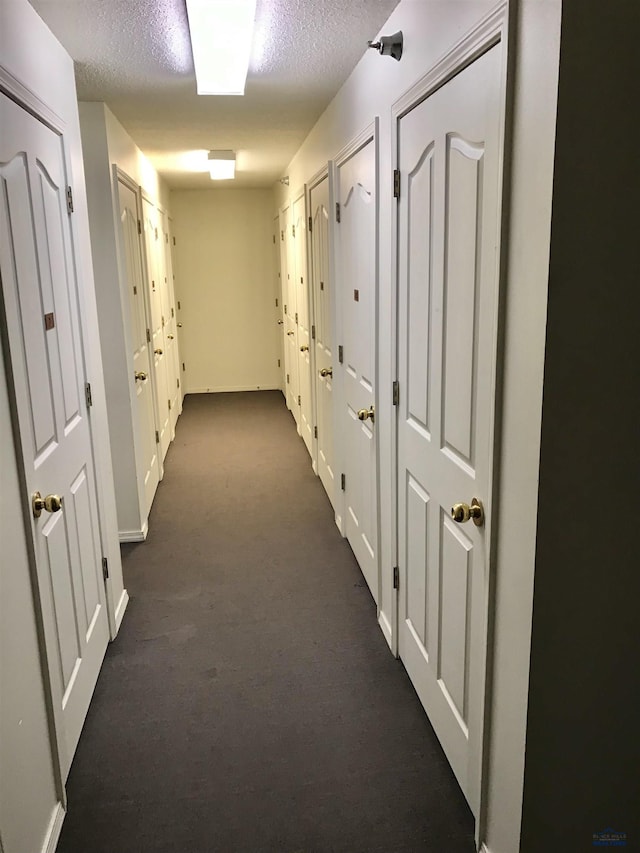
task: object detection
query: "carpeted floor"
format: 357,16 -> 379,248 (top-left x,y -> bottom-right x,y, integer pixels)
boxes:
58,391 -> 475,853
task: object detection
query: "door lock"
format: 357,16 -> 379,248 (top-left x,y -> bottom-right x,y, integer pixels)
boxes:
154,348 -> 163,355
167,334 -> 174,339
287,331 -> 295,336
451,498 -> 484,527
300,345 -> 309,352
134,371 -> 147,381
278,319 -> 284,325
319,367 -> 333,378
357,406 -> 375,423
32,491 -> 63,519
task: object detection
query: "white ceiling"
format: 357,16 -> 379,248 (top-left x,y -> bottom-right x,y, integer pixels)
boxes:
28,0 -> 400,188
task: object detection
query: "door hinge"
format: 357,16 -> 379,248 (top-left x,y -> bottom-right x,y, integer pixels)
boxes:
66,186 -> 74,214
292,224 -> 296,238
278,358 -> 281,368
338,345 -> 344,364
168,399 -> 172,410
173,236 -> 176,246
165,232 -> 169,244
295,312 -> 298,324
102,557 -> 109,581
182,362 -> 185,371
273,234 -> 276,244
393,566 -> 399,590
133,286 -> 137,295
297,395 -> 301,406
287,373 -> 290,384
137,219 -> 142,235
284,304 -> 287,314
281,230 -> 284,242
154,227 -> 158,240
171,307 -> 174,317
275,298 -> 279,307
84,382 -> 93,408
155,430 -> 160,444
308,215 -> 312,232
146,328 -> 151,343
177,378 -> 180,389
393,168 -> 401,199
341,473 -> 346,491
335,202 -> 341,223
392,380 -> 400,406
314,425 -> 318,439
311,325 -> 316,340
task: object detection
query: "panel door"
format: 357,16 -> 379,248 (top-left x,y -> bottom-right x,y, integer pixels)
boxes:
396,45 -> 502,815
336,136 -> 378,602
292,192 -> 313,454
273,215 -> 284,390
117,178 -> 160,516
0,93 -> 110,777
142,198 -> 170,462
159,210 -> 180,434
309,175 -> 335,507
280,205 -> 298,417
167,218 -> 183,411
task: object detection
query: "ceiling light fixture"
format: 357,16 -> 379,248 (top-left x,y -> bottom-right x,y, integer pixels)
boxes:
186,0 -> 257,95
208,150 -> 236,180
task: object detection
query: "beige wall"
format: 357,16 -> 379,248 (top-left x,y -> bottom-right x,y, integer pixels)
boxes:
171,189 -> 280,393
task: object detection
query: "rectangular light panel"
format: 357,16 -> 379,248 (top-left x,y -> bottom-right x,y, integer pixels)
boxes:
186,0 -> 257,95
208,150 -> 236,180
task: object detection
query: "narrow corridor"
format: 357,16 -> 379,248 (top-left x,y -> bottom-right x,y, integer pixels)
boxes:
58,392 -> 474,853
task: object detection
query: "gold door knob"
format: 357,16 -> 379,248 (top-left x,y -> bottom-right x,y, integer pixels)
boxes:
154,348 -> 163,355
167,334 -> 174,339
277,319 -> 284,325
177,323 -> 183,328
134,371 -> 147,381
451,498 -> 484,527
300,345 -> 309,352
287,331 -> 295,336
357,406 -> 375,423
320,367 -> 333,377
32,491 -> 63,519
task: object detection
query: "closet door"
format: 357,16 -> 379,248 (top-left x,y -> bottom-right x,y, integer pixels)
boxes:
142,197 -> 170,462
309,172 -> 335,506
335,127 -> 379,602
159,210 -> 180,433
0,92 -> 109,777
117,175 -> 160,516
396,44 -> 504,815
280,203 -> 298,417
292,191 -> 313,454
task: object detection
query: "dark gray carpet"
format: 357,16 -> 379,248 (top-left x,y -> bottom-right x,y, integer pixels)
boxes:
58,391 -> 475,853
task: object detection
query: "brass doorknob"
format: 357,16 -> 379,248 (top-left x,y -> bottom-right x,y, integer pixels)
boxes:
32,491 -> 63,519
451,498 -> 484,527
278,319 -> 284,325
177,323 -> 183,328
320,367 -> 332,377
357,406 -> 375,423
300,345 -> 309,352
134,371 -> 147,381
154,348 -> 163,355
167,334 -> 174,339
287,331 -> 295,336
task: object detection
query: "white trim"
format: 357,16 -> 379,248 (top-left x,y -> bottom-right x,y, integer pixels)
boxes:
0,64 -> 66,134
333,119 -> 376,168
378,611 -> 393,652
185,385 -> 281,394
119,520 -> 148,543
43,803 -> 65,853
113,589 -> 130,635
306,162 -> 329,193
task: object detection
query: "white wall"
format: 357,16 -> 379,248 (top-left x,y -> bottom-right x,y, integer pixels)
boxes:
171,189 -> 280,393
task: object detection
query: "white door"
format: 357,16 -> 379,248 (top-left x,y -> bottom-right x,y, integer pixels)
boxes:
273,215 -> 284,389
309,174 -> 335,506
117,177 -> 160,517
280,204 -> 299,417
142,197 -> 170,462
167,218 -> 183,412
336,133 -> 378,602
396,45 -> 503,815
159,210 -> 180,433
0,92 -> 110,777
292,192 -> 313,454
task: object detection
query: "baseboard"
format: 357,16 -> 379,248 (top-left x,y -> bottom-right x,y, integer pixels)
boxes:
480,844 -> 494,853
312,459 -> 318,475
334,513 -> 345,537
378,610 -> 393,652
43,802 -> 65,853
113,589 -> 129,636
119,521 -> 148,543
186,385 -> 281,394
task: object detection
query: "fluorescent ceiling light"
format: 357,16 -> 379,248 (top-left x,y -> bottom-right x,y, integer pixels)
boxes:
186,0 -> 257,95
208,150 -> 236,180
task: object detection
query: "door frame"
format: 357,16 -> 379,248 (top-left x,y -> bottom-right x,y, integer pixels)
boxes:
390,1 -> 510,841
331,119 -> 381,602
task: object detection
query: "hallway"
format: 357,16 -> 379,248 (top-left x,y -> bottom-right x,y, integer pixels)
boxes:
58,392 -> 474,853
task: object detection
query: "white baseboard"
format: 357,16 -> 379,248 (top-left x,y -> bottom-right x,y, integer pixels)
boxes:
378,610 -> 393,651
119,520 -> 148,543
43,802 -> 65,853
334,512 -> 345,537
312,459 -> 318,475
113,589 -> 129,636
185,385 -> 281,394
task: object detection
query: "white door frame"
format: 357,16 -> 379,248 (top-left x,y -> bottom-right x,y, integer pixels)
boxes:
331,119 -> 381,601
390,2 -> 510,842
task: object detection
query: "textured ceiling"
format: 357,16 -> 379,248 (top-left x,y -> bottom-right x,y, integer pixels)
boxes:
28,0 -> 400,188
